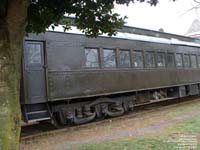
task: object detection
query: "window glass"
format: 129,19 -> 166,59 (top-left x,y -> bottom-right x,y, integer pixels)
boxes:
175,54 -> 183,67
103,49 -> 116,68
183,54 -> 190,68
118,50 -> 131,68
26,44 -> 41,65
191,55 -> 197,68
166,53 -> 175,67
145,51 -> 155,68
198,56 -> 200,67
156,52 -> 165,67
85,48 -> 99,68
133,51 -> 143,68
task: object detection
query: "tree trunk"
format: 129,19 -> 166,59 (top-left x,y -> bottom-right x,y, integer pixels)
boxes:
0,42 -> 22,150
0,0 -> 28,149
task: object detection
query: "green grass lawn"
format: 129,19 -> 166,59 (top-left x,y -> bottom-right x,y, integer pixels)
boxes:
68,112 -> 200,150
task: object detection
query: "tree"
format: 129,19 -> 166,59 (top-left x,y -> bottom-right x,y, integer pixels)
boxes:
0,0 -> 159,149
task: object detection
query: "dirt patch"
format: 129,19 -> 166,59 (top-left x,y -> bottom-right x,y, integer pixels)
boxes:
52,111 -> 200,150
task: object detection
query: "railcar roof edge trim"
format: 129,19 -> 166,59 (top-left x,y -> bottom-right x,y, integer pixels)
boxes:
47,26 -> 200,48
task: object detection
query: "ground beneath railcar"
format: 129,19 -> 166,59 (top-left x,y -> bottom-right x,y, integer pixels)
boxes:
20,98 -> 200,150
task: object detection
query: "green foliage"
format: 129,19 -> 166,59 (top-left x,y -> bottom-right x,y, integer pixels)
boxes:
26,0 -> 159,37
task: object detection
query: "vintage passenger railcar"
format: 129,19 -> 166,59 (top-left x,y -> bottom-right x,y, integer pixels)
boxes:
21,26 -> 200,125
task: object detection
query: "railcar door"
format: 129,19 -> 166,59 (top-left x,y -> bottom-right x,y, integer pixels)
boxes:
23,41 -> 47,104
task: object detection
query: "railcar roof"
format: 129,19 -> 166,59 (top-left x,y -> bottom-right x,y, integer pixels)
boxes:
46,26 -> 200,48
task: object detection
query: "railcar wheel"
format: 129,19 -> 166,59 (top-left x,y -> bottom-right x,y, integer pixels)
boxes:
94,103 -> 108,120
107,103 -> 125,117
73,111 -> 96,125
67,106 -> 97,125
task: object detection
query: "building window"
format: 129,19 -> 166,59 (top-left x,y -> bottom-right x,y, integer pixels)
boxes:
26,43 -> 42,65
133,51 -> 144,68
85,48 -> 99,68
183,54 -> 190,68
156,52 -> 165,67
191,55 -> 197,68
118,50 -> 131,68
175,53 -> 183,67
145,51 -> 155,68
166,53 -> 175,67
103,49 -> 116,68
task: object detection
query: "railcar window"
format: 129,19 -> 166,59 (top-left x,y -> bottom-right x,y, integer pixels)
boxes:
103,49 -> 116,68
145,51 -> 155,68
175,54 -> 183,67
85,48 -> 99,68
26,43 -> 42,65
133,51 -> 144,68
118,50 -> 131,68
191,55 -> 197,68
156,52 -> 165,67
183,54 -> 190,68
166,53 -> 175,67
198,56 -> 200,67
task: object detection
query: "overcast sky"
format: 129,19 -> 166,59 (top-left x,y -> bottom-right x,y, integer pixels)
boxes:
114,0 -> 199,35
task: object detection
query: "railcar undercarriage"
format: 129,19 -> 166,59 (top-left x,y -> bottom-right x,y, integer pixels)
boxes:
52,97 -> 134,125
22,84 -> 200,126
49,84 -> 200,126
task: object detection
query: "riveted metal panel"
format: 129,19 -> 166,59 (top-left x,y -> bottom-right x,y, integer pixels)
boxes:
48,69 -> 200,101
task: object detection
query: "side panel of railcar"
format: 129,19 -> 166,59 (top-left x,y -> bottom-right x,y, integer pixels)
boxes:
48,69 -> 200,100
39,32 -> 200,101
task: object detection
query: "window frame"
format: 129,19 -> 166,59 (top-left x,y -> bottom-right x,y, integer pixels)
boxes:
156,52 -> 166,68
84,48 -> 100,69
190,54 -> 197,69
132,50 -> 144,68
117,49 -> 131,68
102,48 -> 117,68
197,55 -> 200,68
183,53 -> 191,68
175,53 -> 183,68
25,42 -> 43,68
144,51 -> 156,68
166,52 -> 175,68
